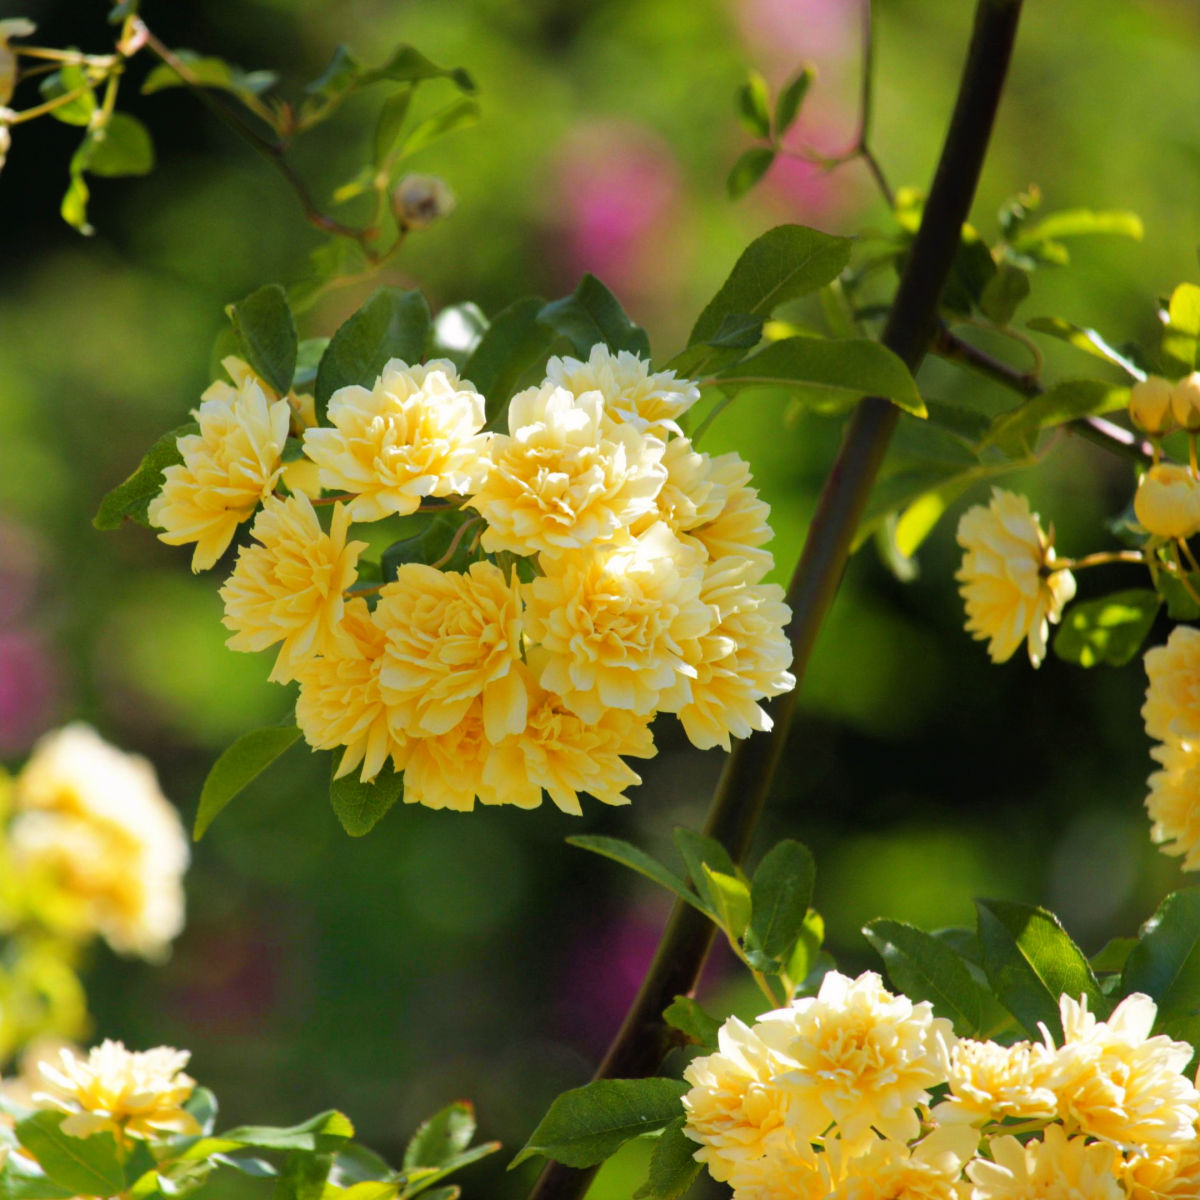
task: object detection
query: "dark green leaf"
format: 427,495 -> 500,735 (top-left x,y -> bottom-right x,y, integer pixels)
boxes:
328,1144 -> 395,1188
462,297 -> 553,422
86,112 -> 154,177
219,1111 -> 355,1154
774,67 -> 813,136
142,51 -> 277,102
566,835 -> 707,915
1122,890 -> 1200,1034
39,66 -> 95,126
15,1112 -> 125,1197
374,86 -> 415,166
726,148 -> 775,200
979,266 -> 1030,326
706,313 -> 764,350
329,760 -> 404,837
940,230 -> 996,315
719,336 -> 925,416
305,45 -> 361,103
315,287 -> 431,420
358,45 -> 476,92
986,378 -> 1130,453
1025,317 -> 1142,377
1052,589 -> 1162,668
1157,571 -> 1200,621
184,1087 -> 219,1136
784,909 -> 825,986
538,275 -> 650,358
400,98 -> 480,158
1090,938 -> 1138,974
194,726 -> 301,840
633,1118 -> 702,1200
689,225 -> 852,351
93,422 -> 198,530
1013,208 -> 1143,248
228,284 -> 298,396
747,839 -> 815,962
272,1151 -> 333,1200
662,996 -> 720,1047
404,1103 -> 475,1171
735,71 -> 771,138
863,918 -> 990,1035
510,1079 -> 687,1169
976,899 -> 1107,1040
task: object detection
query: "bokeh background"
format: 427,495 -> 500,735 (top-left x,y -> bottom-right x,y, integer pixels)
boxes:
2,0 -> 1198,1195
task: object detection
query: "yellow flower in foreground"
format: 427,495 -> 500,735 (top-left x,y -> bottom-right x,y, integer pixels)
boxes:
11,724 -> 187,959
633,435 -> 728,538
525,522 -> 714,722
955,488 -> 1076,667
376,561 -> 526,743
725,1130 -> 833,1200
401,700 -> 495,811
677,557 -> 795,752
545,344 -> 700,438
148,358 -> 290,571
682,1016 -> 797,1183
826,1125 -> 978,1200
294,599 -> 403,782
1143,627 -> 1200,744
688,452 -> 775,580
220,495 -> 366,684
1048,993 -> 1200,1150
466,383 -> 666,555
932,1036 -> 1057,1126
965,1125 -> 1124,1199
302,358 -> 489,522
35,1040 -> 199,1142
484,659 -> 656,813
1124,1137 -> 1200,1200
1145,735 -> 1200,870
757,970 -> 954,1147
1134,465 -> 1200,540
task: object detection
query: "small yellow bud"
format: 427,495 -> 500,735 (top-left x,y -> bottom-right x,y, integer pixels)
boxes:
1134,464 -> 1200,540
1170,371 -> 1200,432
392,174 -> 456,230
1128,376 -> 1175,435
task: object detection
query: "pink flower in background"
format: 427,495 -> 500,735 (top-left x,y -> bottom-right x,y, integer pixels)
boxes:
737,0 -> 857,67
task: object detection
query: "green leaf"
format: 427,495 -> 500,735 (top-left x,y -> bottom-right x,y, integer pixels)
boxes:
39,66 -> 95,126
305,44 -> 361,104
400,97 -> 480,158
404,1103 -> 475,1171
784,909 -> 825,986
706,313 -> 764,350
315,287 -> 431,420
726,148 -> 775,200
1122,890 -> 1200,1035
185,1087 -> 219,1136
735,71 -> 771,138
141,51 -> 277,103
538,275 -> 650,358
718,336 -> 925,416
60,146 -> 92,235
774,67 -> 813,136
566,835 -> 707,915
228,284 -> 298,396
93,421 -> 198,530
1013,208 -> 1143,248
1025,317 -> 1142,377
400,1143 -> 497,1196
337,1183 -> 399,1200
1157,570 -> 1200,621
462,297 -> 553,420
1090,937 -> 1138,974
863,918 -> 990,1035
672,828 -> 738,915
976,899 -> 1107,1040
329,759 -> 404,837
374,86 -> 415,166
979,266 -> 1030,326
662,996 -> 721,1047
194,725 -> 301,840
358,45 -> 476,92
273,1150 -> 333,1200
0,1151 -> 76,1200
510,1079 -> 687,1169
294,338 -> 330,388
701,866 -> 752,941
1052,589 -> 1161,668
633,1118 -> 702,1200
986,379 -> 1130,454
14,1112 -> 126,1197
1162,282 -> 1200,370
747,839 -> 816,962
218,1111 -> 355,1155
688,225 -> 852,356
87,112 -> 154,177
940,229 -> 996,315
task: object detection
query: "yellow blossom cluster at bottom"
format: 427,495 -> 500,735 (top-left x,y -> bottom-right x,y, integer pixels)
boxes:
681,971 -> 1200,1199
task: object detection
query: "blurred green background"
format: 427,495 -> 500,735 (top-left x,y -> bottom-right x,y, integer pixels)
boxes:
1,0 -> 1198,1195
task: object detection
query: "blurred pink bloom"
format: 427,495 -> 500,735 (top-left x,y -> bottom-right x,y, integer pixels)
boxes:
0,631 -> 60,755
737,0 -> 857,66
0,519 -> 43,625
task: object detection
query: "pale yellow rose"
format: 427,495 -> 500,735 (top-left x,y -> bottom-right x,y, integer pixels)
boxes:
1143,627 -> 1200,744
932,1036 -> 1058,1127
723,1129 -> 834,1200
1145,734 -> 1200,871
955,488 -> 1076,666
1123,1136 -> 1200,1200
825,1125 -> 977,1200
631,435 -> 729,538
688,451 -> 775,580
965,1125 -> 1124,1200
1134,465 -> 1200,540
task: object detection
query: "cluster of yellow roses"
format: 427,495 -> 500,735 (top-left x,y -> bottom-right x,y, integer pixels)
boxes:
681,970 -> 1200,1199
147,345 -> 795,814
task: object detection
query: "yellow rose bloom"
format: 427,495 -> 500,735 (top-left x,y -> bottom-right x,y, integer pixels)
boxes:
724,1129 -> 834,1200
1143,627 -> 1200,744
301,358 -> 490,522
220,495 -> 367,684
376,561 -> 526,743
756,970 -> 954,1148
632,435 -> 728,538
965,1125 -> 1124,1200
294,598 -> 405,782
483,658 -> 656,814
678,556 -> 795,752
689,452 -> 775,580
1124,1137 -> 1200,1200
1145,735 -> 1200,870
545,344 -> 700,438
466,383 -> 667,556
35,1040 -> 200,1143
955,488 -> 1076,667
823,1125 -> 978,1200
11,724 -> 188,959
401,700 -> 498,812
682,1016 -> 797,1183
525,522 -> 714,722
148,359 -> 290,571
1048,993 -> 1200,1150
932,1037 -> 1057,1126
1134,465 -> 1200,541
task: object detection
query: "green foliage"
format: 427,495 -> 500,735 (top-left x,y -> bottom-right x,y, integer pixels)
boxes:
1161,282 -> 1200,370
726,148 -> 775,200
746,840 -> 815,964
401,97 -> 481,159
39,66 -> 96,126
662,996 -> 720,1048
13,1114 -> 125,1198
566,835 -> 707,916
315,288 -> 432,420
86,113 -> 154,177
1052,589 -> 1162,668
462,297 -> 554,421
228,284 -> 298,396
329,760 -> 404,837
141,50 -> 278,106
1025,317 -> 1143,377
985,379 -> 1130,454
1122,890 -> 1200,1049
193,724 -> 302,840
633,1119 -> 702,1200
538,275 -> 651,358
774,67 -> 813,136
93,422 -> 197,530
511,1079 -> 688,1169
403,1104 -> 475,1172
735,71 -> 770,138
979,265 -> 1030,326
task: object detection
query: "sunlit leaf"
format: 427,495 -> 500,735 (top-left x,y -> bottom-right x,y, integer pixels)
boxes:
662,996 -> 720,1047
774,67 -> 813,136
1026,317 -> 1143,377
1013,208 -> 1143,248
726,148 -> 775,200
14,1113 -> 125,1197
194,725 -> 302,839
632,1118 -> 702,1200
735,70 -> 770,137
1052,589 -> 1161,668
1122,889 -> 1200,1049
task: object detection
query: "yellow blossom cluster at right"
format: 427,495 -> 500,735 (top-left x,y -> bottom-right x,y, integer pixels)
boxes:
681,970 -> 1200,1200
